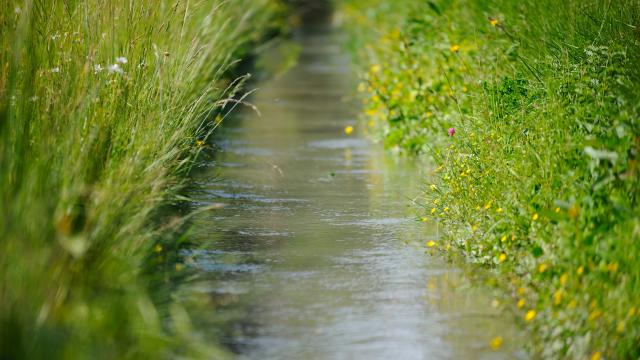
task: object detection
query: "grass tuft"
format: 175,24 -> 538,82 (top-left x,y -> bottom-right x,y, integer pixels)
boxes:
0,0 -> 286,357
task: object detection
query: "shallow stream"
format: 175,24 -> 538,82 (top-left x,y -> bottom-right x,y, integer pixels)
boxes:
186,19 -> 525,360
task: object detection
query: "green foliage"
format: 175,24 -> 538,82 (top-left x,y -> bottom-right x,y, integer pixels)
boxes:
342,0 -> 640,358
0,0 -> 286,358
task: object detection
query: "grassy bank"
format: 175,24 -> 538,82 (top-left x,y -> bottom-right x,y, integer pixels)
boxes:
0,1 -> 286,358
340,0 -> 640,358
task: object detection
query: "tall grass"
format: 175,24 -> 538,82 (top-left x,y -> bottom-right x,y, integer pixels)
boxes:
341,0 -> 640,358
0,0 -> 285,357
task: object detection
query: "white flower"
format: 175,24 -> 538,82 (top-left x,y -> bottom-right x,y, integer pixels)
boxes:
51,67 -> 60,73
107,64 -> 123,74
116,57 -> 128,64
14,7 -> 21,14
51,34 -> 61,41
93,64 -> 103,74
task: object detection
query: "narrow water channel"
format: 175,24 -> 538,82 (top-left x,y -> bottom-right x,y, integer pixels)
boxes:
186,15 -> 525,360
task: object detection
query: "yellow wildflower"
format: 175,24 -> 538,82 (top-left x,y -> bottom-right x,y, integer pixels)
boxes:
489,18 -> 499,27
496,207 -> 503,213
629,307 -> 637,317
617,321 -> 626,333
524,309 -> 536,322
431,207 -> 437,214
154,244 -> 162,253
427,240 -> 436,248
430,184 -> 437,191
607,262 -> 619,273
421,217 -> 428,223
196,140 -> 205,147
517,298 -> 525,309
450,44 -> 460,53
568,300 -> 577,309
538,263 -> 547,273
370,64 -> 381,73
175,263 -> 184,271
517,287 -> 525,295
498,253 -> 507,262
489,336 -> 503,350
532,213 -> 539,221
344,126 -> 354,135
484,201 -> 492,210
500,235 -> 507,242
577,266 -> 584,275
555,207 -> 561,213
553,290 -> 563,305
591,352 -> 602,360
589,309 -> 603,321
560,273 -> 568,286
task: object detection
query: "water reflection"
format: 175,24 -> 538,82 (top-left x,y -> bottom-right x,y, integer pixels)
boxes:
185,20 -> 526,360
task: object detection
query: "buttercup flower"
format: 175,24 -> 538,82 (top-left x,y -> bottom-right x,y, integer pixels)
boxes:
490,336 -> 503,350
525,309 -> 536,322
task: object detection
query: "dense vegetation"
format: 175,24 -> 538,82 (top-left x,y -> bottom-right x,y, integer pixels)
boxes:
341,0 -> 640,358
0,1 -> 285,358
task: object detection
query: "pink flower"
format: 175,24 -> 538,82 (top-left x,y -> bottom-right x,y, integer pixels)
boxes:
448,127 -> 456,137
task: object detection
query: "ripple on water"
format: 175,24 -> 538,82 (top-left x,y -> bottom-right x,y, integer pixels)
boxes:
226,147 -> 274,157
331,217 -> 410,228
205,189 -> 308,204
307,138 -> 369,149
182,249 -> 265,274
